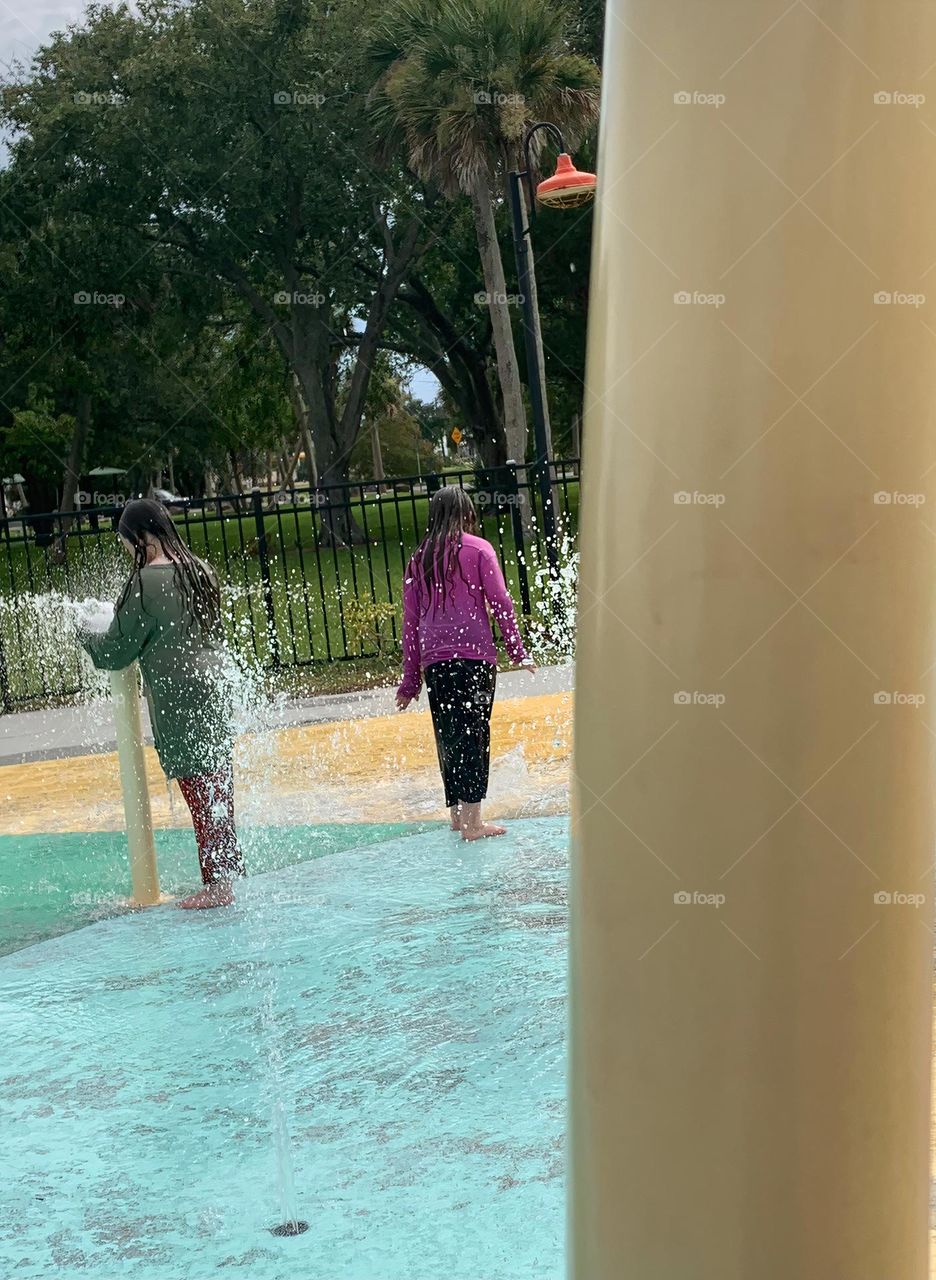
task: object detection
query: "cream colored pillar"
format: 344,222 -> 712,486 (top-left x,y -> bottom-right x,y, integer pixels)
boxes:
571,4 -> 936,1278
109,664 -> 159,906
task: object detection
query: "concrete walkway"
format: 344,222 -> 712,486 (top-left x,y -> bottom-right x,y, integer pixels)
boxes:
0,663 -> 574,766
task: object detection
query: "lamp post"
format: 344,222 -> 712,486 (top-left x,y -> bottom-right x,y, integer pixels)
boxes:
508,123 -> 596,582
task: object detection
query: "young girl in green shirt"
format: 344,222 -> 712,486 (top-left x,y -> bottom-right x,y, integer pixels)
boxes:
79,498 -> 244,910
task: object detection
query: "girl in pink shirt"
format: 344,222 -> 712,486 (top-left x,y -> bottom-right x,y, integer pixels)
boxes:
396,487 -> 536,839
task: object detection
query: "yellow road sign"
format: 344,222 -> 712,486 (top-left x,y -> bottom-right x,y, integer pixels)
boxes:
450,427 -> 463,445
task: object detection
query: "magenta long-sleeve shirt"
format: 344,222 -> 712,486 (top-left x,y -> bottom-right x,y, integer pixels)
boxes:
398,532 -> 528,699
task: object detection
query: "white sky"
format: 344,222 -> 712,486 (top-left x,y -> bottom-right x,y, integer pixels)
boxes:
1,0 -> 441,404
0,0 -> 85,72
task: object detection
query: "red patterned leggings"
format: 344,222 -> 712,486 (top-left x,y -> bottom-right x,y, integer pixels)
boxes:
177,765 -> 245,885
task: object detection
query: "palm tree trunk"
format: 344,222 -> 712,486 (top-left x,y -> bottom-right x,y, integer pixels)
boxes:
469,171 -> 527,466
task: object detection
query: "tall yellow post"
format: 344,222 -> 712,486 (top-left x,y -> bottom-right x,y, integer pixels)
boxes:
109,664 -> 160,906
571,4 -> 936,1278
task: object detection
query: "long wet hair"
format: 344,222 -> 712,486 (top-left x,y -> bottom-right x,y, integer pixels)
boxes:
409,486 -> 477,615
115,498 -> 221,638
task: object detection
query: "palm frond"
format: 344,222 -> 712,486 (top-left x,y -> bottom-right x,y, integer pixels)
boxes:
366,0 -> 600,194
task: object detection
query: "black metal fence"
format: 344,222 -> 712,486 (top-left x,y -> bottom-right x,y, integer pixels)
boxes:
0,460 -> 581,711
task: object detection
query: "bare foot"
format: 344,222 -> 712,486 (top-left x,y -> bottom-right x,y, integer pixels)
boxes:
449,806 -> 461,831
177,882 -> 234,910
461,823 -> 507,842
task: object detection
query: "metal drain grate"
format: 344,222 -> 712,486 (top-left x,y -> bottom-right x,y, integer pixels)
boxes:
269,1220 -> 310,1237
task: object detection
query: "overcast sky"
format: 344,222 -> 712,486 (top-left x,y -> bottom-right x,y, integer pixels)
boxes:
1,0 -> 441,404
1,0 -> 87,72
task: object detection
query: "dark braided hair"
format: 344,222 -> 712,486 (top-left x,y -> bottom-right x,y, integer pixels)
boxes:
115,498 -> 221,638
409,486 -> 477,615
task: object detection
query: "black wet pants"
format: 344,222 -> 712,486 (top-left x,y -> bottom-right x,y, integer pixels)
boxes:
424,659 -> 496,808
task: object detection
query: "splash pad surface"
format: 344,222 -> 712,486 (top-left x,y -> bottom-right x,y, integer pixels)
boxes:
0,822 -> 432,957
0,817 -> 567,1280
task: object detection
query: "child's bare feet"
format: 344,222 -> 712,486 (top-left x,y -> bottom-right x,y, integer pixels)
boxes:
177,881 -> 234,910
449,805 -> 462,831
456,802 -> 504,841
461,822 -> 506,841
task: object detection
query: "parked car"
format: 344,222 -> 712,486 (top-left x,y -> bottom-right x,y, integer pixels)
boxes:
152,488 -> 189,510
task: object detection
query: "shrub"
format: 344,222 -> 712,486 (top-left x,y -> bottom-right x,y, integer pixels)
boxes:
341,598 -> 398,654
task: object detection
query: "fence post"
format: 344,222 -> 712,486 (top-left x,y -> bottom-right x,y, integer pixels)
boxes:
506,462 -> 532,618
252,487 -> 280,669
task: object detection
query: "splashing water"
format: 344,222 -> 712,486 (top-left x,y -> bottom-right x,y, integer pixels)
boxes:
0,590 -> 120,706
71,598 -> 115,634
525,521 -> 579,666
1,577 -> 311,1231
0,534 -> 578,1252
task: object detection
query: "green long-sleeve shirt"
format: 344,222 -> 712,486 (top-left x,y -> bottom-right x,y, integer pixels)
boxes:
78,564 -> 235,780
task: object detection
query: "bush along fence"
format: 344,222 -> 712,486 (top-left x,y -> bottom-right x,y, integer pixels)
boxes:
0,460 -> 581,711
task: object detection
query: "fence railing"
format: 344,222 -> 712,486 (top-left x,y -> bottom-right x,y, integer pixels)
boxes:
0,459 -> 581,711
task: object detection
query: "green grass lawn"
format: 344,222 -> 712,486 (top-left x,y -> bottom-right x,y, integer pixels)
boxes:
0,479 -> 580,707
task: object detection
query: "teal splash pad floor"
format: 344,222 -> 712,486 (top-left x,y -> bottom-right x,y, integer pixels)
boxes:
0,817 -> 567,1280
0,822 -> 433,957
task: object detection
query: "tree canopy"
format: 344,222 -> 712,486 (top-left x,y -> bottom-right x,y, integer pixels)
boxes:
0,0 -> 602,534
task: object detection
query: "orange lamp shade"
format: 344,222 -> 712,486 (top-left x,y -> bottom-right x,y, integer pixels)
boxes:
535,152 -> 597,209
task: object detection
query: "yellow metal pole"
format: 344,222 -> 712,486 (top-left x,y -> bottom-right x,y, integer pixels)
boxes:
109,663 -> 159,906
571,4 -> 936,1278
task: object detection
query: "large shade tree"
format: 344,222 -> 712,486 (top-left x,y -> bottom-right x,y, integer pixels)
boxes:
0,170 -> 225,542
368,0 -> 599,466
2,0 -> 437,543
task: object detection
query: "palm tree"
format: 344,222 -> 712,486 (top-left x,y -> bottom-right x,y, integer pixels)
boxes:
369,0 -> 600,467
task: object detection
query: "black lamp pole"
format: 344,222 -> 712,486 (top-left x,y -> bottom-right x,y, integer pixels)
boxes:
508,121 -> 565,584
